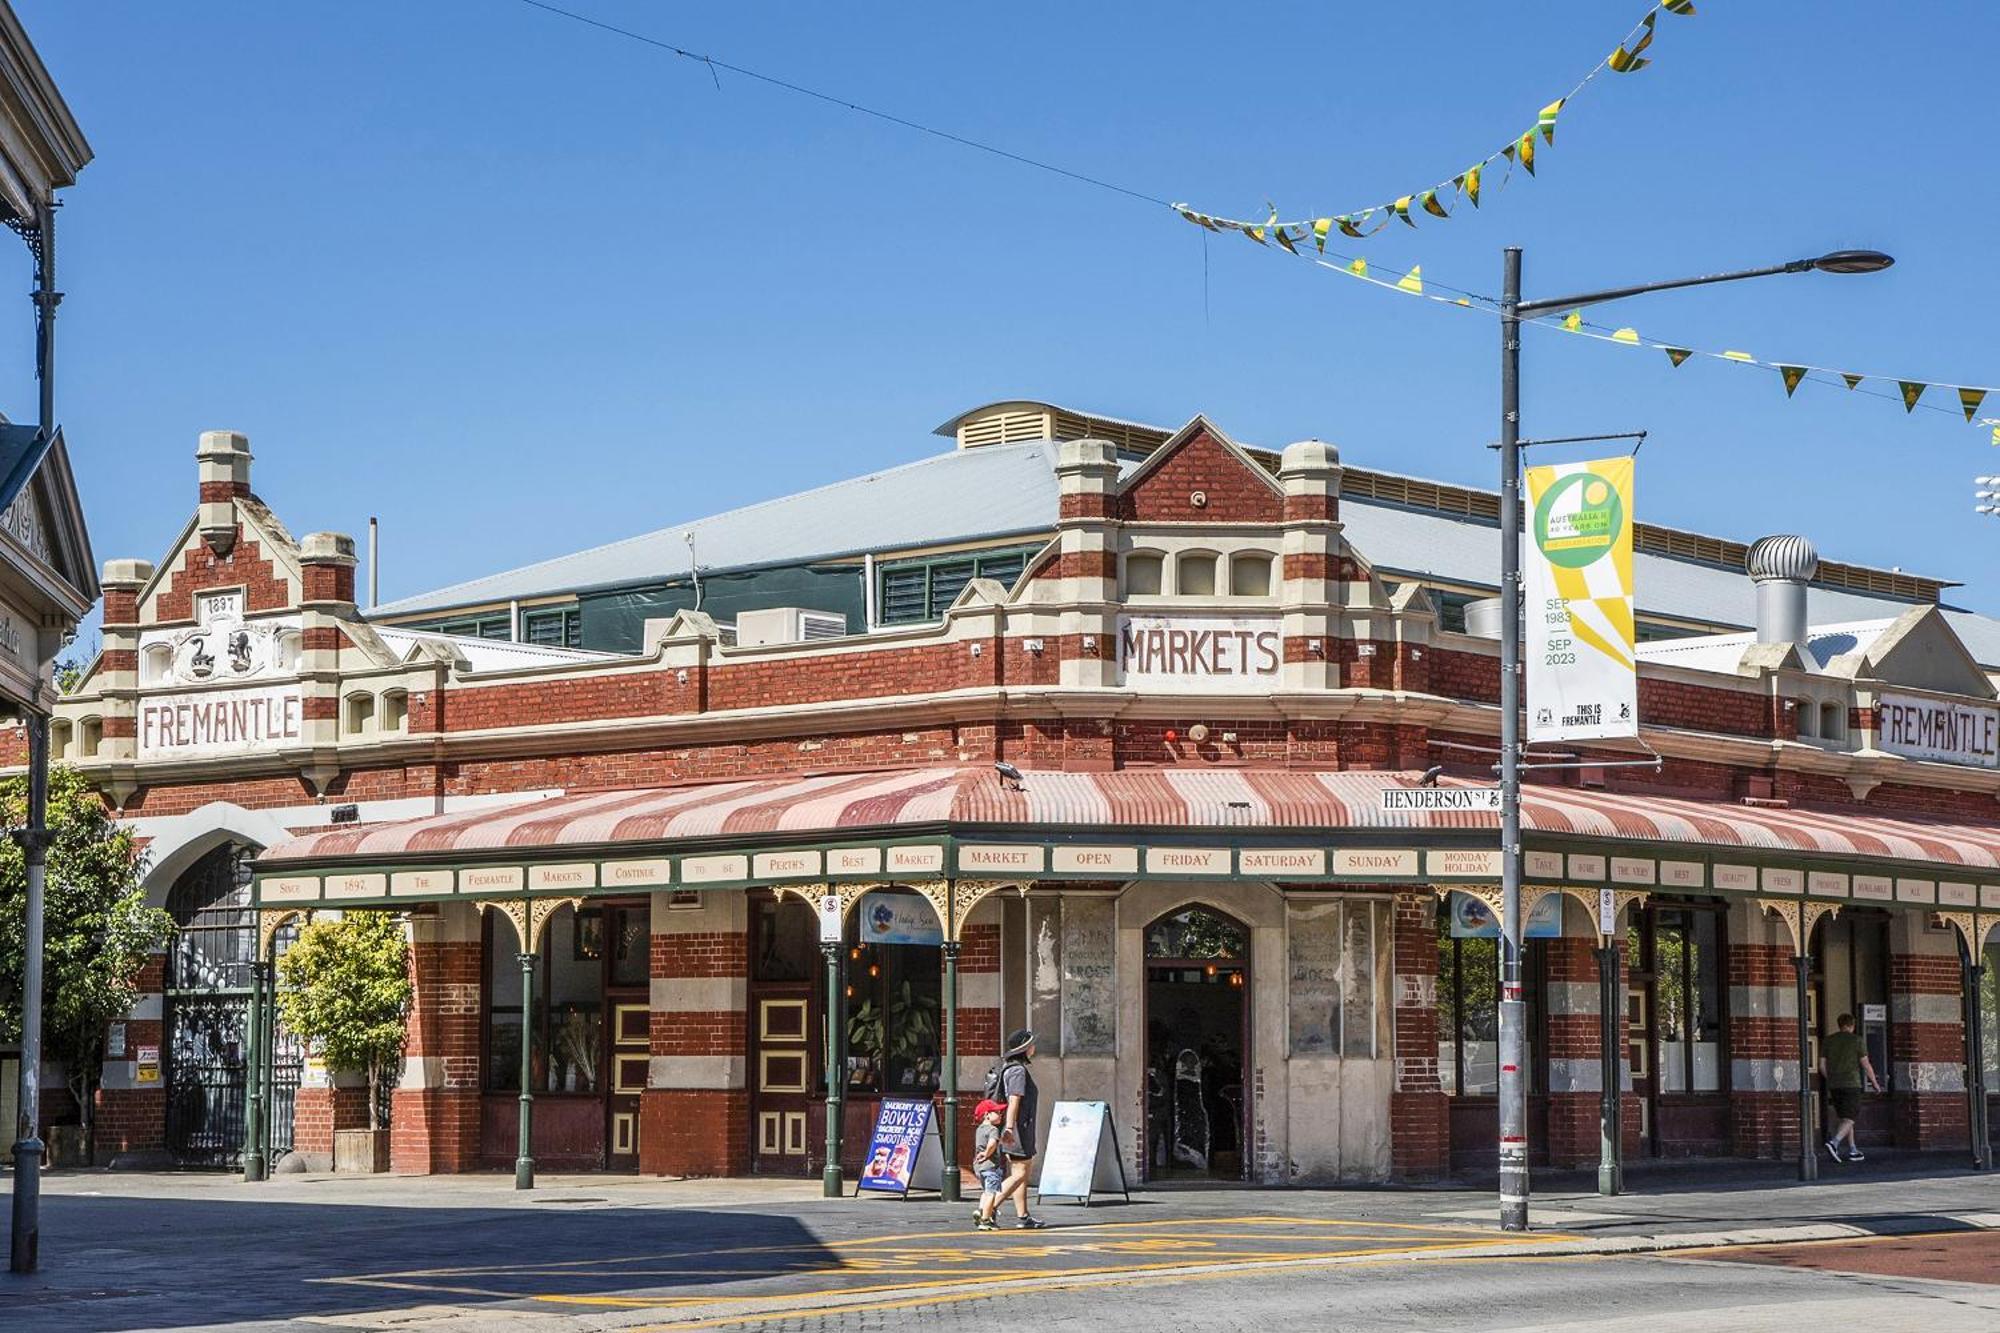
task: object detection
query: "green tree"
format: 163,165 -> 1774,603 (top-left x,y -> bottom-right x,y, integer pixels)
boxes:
0,766 -> 173,1160
275,913 -> 411,1130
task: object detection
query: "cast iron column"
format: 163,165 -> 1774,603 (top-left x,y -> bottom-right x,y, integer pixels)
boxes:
516,951 -> 536,1189
8,712 -> 50,1272
940,938 -> 961,1202
822,941 -> 843,1196
242,958 -> 268,1182
1496,245 -> 1530,1231
1596,940 -> 1622,1195
1965,955 -> 1991,1171
1795,953 -> 1817,1181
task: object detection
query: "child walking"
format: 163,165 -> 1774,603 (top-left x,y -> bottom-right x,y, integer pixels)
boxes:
971,1098 -> 1007,1230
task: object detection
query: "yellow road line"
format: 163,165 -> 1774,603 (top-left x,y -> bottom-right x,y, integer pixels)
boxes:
622,1248 -> 1607,1331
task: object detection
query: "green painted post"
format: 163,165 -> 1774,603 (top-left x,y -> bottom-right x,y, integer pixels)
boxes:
242,959 -> 266,1182
822,941 -> 843,1197
260,951 -> 278,1169
940,939 -> 961,1203
1595,942 -> 1620,1196
516,950 -> 536,1190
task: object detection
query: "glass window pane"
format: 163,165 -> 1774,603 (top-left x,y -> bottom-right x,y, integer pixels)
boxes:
1145,908 -> 1247,960
611,908 -> 649,988
755,897 -> 816,982
879,944 -> 942,1095
928,559 -> 977,616
1691,910 -> 1722,1092
1288,901 -> 1342,1057
1458,937 -> 1499,1095
1656,913 -> 1689,1093
1983,942 -> 1999,1086
1341,902 -> 1376,1057
488,1013 -> 523,1093
1436,925 -> 1458,1095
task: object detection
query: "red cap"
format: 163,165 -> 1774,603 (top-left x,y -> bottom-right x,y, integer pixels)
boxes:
974,1099 -> 1007,1119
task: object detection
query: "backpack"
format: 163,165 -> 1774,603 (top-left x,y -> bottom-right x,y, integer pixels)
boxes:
984,1058 -> 1008,1103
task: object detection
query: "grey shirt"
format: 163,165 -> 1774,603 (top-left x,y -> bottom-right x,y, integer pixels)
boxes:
1001,1059 -> 1039,1156
973,1122 -> 1002,1169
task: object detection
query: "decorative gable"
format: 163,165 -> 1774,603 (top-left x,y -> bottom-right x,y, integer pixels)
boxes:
1857,606 -> 1995,699
0,423 -> 96,609
1117,416 -> 1283,524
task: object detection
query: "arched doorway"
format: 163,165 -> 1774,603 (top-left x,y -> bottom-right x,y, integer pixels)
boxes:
1144,905 -> 1249,1180
161,843 -> 301,1167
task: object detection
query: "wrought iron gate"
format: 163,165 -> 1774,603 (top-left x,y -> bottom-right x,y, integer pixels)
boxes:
163,992 -> 249,1168
162,843 -> 303,1168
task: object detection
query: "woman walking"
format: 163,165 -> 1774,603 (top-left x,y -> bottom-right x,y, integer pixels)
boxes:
977,1029 -> 1048,1230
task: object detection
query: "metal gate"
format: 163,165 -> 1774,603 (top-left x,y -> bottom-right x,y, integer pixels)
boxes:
163,992 -> 249,1168
162,843 -> 302,1168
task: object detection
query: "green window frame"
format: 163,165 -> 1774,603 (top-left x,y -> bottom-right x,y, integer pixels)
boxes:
875,545 -> 1038,625
522,607 -> 583,649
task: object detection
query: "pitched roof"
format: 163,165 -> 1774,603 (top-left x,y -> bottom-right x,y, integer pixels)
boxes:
370,440 -> 1073,617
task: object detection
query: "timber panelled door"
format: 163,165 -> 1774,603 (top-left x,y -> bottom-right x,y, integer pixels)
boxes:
482,900 -> 651,1170
164,844 -> 301,1168
750,893 -> 817,1173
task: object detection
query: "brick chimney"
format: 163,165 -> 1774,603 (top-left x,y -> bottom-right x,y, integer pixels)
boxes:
196,430 -> 252,555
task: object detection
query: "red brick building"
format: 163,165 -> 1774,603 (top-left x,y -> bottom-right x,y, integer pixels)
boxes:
23,403 -> 2000,1184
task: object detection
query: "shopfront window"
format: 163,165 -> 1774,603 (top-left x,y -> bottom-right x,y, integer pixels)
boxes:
1984,940 -> 1999,1089
844,892 -> 943,1097
485,905 -> 644,1094
1436,908 -> 1540,1097
1651,906 -> 1723,1093
1286,899 -> 1391,1059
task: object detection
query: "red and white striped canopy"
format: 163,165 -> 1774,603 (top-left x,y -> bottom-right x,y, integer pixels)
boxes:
261,767 -> 2000,871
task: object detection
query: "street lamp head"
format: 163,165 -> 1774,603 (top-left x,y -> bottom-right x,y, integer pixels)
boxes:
1810,250 -> 1895,275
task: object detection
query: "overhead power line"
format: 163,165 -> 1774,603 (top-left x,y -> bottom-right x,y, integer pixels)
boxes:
511,0 -> 1175,208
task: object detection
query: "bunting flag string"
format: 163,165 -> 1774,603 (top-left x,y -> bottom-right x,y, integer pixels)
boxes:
1269,233 -> 2000,445
1172,1 -> 1694,250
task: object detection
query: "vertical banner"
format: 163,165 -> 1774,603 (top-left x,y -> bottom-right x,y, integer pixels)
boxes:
1526,456 -> 1637,742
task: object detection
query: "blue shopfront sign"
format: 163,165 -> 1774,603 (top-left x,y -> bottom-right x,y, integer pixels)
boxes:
858,892 -> 942,947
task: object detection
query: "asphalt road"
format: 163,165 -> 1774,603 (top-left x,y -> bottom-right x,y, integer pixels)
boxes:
3,1168 -> 1998,1331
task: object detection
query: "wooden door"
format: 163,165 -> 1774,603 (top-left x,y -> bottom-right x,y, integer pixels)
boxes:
1625,954 -> 1657,1154
749,894 -> 819,1174
603,904 -> 651,1170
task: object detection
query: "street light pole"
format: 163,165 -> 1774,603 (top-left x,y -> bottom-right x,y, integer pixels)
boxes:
1494,244 -> 1892,1233
1497,248 -> 1530,1233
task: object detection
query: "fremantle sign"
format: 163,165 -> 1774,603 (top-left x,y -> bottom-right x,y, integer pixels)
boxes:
1876,691 -> 1999,769
138,685 -> 304,760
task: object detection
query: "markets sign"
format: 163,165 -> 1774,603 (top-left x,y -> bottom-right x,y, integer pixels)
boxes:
1526,457 -> 1637,743
1877,691 -> 1999,769
138,685 -> 303,759
1117,615 -> 1282,691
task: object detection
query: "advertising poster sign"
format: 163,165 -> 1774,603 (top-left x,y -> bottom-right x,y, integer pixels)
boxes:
1526,457 -> 1637,742
1447,891 -> 1563,940
857,892 -> 943,947
856,1097 -> 941,1196
1033,1100 -> 1130,1205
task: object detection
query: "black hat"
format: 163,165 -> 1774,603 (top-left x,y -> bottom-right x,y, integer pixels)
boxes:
1003,1028 -> 1037,1058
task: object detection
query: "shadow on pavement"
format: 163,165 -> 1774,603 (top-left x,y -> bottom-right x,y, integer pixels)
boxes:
0,1192 -> 833,1332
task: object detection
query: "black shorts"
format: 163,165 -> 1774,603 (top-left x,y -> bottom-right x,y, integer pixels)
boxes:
1829,1086 -> 1862,1121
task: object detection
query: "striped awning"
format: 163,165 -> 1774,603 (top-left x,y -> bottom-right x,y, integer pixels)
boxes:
261,766 -> 2000,872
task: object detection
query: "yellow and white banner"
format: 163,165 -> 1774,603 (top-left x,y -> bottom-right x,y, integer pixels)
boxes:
1526,457 -> 1637,742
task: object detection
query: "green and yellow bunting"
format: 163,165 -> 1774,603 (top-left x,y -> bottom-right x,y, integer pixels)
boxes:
1538,99 -> 1564,145
1609,11 -> 1657,72
1664,346 -> 1694,367
1562,311 -> 1583,332
1842,373 -> 1864,390
1779,365 -> 1808,397
1172,3 -> 1692,244
1722,350 -> 1755,363
1611,327 -> 1641,344
1960,387 -> 1988,421
1900,381 -> 1927,412
1396,265 -> 1423,295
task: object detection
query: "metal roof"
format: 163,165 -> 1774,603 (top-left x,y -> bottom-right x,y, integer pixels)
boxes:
369,440 -> 1072,617
367,428 -> 2000,669
1633,619 -> 1895,676
371,626 -> 615,672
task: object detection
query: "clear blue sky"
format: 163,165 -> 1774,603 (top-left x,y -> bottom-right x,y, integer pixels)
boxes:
10,1 -> 1998,614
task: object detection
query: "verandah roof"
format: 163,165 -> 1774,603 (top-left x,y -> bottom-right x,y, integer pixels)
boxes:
258,766 -> 2000,882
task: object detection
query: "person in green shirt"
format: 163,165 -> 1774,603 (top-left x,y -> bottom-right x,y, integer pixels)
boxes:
1818,1013 -> 1882,1162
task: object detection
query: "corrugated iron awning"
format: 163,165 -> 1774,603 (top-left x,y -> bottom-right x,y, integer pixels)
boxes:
260,767 -> 2000,872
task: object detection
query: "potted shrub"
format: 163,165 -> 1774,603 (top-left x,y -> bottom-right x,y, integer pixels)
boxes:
275,912 -> 411,1173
